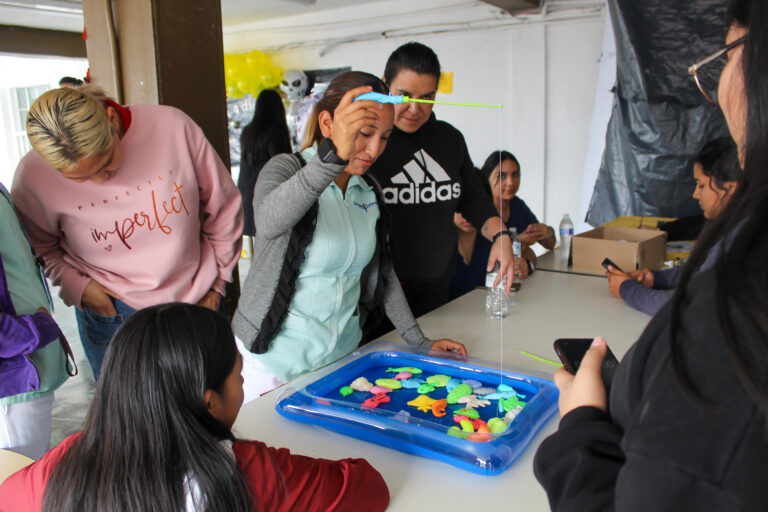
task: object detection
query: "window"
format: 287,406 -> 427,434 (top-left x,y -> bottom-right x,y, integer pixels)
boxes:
13,85 -> 48,157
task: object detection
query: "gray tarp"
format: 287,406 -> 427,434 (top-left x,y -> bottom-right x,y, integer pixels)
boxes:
586,0 -> 731,226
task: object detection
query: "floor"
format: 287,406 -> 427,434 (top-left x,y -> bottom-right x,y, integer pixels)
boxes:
48,255 -> 252,448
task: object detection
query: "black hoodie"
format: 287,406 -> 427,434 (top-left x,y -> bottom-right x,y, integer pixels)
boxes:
369,113 -> 497,284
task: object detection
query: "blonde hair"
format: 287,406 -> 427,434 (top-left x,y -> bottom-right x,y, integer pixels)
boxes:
26,86 -> 114,170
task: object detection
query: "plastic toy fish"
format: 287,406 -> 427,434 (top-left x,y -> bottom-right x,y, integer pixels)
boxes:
355,91 -> 503,108
417,384 -> 436,394
462,379 -> 482,389
454,408 -> 480,420
400,378 -> 426,389
394,371 -> 412,380
375,378 -> 402,390
350,377 -> 373,392
445,378 -> 463,393
369,386 -> 392,394
339,386 -> 353,397
431,399 -> 447,418
407,394 -> 437,413
501,396 -> 527,412
474,387 -> 497,396
362,393 -> 391,408
457,395 -> 491,409
480,391 -> 517,401
426,374 -> 450,388
386,367 -> 423,375
488,417 -> 508,433
446,384 -> 473,404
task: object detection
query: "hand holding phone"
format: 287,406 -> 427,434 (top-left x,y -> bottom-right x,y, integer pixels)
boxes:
601,257 -> 623,272
553,338 -> 619,389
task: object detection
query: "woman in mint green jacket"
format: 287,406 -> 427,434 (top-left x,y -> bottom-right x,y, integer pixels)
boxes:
232,72 -> 465,399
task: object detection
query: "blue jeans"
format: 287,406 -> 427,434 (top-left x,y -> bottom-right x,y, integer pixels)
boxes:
75,299 -> 136,381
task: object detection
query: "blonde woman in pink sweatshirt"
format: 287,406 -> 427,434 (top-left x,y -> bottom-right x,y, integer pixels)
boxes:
12,86 -> 243,380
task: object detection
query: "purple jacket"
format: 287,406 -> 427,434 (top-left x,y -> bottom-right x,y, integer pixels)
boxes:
0,252 -> 60,399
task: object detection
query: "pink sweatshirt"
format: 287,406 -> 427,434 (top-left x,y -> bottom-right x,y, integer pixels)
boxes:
11,104 -> 243,310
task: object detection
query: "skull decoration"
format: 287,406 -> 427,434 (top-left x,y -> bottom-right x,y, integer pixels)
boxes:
280,70 -> 309,102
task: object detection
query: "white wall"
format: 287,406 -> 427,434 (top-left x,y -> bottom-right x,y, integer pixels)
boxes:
224,0 -> 605,231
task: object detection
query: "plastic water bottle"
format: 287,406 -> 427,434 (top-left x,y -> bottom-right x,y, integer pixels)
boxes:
485,262 -> 508,319
511,227 -> 522,286
559,214 -> 574,261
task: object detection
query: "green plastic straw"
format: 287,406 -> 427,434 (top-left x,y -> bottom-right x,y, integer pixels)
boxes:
404,96 -> 503,108
521,350 -> 563,366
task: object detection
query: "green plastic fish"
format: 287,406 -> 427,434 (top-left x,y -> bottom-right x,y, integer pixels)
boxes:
386,367 -> 423,374
375,378 -> 403,390
417,384 -> 436,394
446,384 -> 473,404
426,374 -> 451,387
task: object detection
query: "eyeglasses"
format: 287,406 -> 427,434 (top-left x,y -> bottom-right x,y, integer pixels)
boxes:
688,35 -> 746,105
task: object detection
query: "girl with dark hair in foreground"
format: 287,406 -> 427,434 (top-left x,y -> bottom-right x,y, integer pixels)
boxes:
0,303 -> 389,511
534,0 -> 768,509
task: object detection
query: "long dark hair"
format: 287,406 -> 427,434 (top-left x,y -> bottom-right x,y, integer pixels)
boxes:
695,136 -> 740,190
301,71 -> 388,150
480,150 -> 520,180
670,0 -> 768,415
240,88 -> 290,166
43,304 -> 252,511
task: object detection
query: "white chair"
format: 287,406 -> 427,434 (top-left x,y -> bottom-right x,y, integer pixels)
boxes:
0,448 -> 34,484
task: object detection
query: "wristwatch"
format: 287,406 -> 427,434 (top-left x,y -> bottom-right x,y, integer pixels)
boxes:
318,138 -> 348,165
526,259 -> 535,275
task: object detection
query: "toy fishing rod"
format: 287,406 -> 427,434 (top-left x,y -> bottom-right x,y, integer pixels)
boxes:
355,91 -> 502,108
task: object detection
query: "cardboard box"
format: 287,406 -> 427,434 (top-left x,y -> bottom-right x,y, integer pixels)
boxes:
572,226 -> 667,275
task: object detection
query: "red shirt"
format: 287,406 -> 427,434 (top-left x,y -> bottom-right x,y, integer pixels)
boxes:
0,434 -> 389,511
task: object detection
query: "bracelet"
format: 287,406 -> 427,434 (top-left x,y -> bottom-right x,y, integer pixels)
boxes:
492,230 -> 513,243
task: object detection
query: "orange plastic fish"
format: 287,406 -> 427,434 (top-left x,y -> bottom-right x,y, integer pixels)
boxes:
431,399 -> 447,417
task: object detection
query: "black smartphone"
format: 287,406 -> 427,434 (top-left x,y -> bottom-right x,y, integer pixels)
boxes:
601,257 -> 623,272
553,338 -> 619,389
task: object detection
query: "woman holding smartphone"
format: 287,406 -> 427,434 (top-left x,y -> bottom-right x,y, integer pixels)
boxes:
535,0 -> 768,508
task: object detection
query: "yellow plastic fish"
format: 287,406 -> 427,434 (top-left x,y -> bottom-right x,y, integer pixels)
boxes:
407,394 -> 437,413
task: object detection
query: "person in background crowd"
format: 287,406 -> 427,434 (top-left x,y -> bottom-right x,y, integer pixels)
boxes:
0,183 -> 73,460
451,151 -> 548,298
238,88 -> 291,240
12,86 -> 243,380
233,72 -> 466,400
367,42 -> 517,319
606,137 -> 739,316
0,303 -> 390,512
58,76 -> 83,88
534,1 -> 768,508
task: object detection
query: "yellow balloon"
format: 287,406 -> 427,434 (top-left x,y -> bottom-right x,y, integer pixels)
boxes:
227,84 -> 244,99
260,65 -> 282,89
246,49 -> 267,69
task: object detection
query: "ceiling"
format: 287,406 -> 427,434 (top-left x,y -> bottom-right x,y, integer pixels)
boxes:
0,0 -> 388,33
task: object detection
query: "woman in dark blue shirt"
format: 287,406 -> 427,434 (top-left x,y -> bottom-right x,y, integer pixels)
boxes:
451,151 -> 553,298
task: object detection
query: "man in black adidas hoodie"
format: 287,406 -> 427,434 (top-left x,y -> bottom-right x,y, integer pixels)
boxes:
368,42 -> 516,319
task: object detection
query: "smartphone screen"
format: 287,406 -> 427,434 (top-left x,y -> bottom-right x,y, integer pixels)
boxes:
553,338 -> 619,388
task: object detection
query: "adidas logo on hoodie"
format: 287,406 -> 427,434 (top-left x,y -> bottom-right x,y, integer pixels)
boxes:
381,150 -> 461,205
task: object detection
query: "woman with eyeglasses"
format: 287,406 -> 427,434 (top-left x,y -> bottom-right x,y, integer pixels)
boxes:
534,0 -> 768,508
